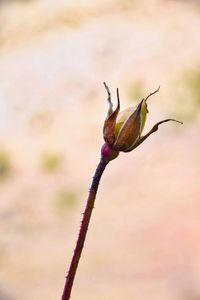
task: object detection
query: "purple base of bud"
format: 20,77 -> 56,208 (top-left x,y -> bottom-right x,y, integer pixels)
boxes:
101,143 -> 119,162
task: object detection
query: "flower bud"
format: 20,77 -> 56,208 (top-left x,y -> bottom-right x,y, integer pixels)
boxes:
103,83 -> 182,154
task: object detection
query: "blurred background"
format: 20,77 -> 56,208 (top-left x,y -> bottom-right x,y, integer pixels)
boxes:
0,0 -> 200,299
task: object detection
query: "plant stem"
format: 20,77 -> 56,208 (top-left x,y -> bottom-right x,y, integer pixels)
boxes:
61,157 -> 109,300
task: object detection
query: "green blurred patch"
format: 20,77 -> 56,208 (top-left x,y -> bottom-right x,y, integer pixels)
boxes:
41,151 -> 62,172
173,66 -> 200,121
55,187 -> 77,212
0,150 -> 11,181
127,81 -> 145,104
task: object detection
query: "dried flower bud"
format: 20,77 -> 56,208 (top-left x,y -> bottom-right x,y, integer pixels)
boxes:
102,83 -> 182,160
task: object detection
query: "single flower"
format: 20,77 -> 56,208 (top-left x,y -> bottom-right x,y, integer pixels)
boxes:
101,82 -> 182,161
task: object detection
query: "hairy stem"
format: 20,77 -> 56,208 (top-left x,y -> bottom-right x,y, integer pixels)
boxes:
61,157 -> 109,300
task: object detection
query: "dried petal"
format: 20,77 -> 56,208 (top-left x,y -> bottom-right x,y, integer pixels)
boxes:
115,107 -> 135,136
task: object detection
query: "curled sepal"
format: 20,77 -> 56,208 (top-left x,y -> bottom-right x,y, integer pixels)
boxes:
103,83 -> 120,145
144,86 -> 160,102
103,82 -> 113,116
124,118 -> 183,152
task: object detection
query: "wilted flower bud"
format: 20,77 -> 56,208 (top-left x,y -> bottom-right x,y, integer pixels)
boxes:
102,82 -> 182,161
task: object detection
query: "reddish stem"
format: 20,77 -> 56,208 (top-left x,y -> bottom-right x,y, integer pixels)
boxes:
61,157 -> 109,300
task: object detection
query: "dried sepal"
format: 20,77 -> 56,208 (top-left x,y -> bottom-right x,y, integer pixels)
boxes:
103,83 -> 120,145
124,118 -> 183,152
114,100 -> 143,151
144,86 -> 160,102
103,82 -> 113,116
140,86 -> 160,132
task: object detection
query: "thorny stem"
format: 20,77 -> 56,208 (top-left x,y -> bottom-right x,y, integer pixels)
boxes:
61,157 -> 109,300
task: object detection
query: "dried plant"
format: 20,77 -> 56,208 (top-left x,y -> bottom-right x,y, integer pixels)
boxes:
61,83 -> 182,300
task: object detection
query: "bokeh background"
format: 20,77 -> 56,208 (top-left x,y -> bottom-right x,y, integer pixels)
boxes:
0,0 -> 200,299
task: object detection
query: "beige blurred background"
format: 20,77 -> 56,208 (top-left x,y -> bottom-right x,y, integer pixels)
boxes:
0,0 -> 200,299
